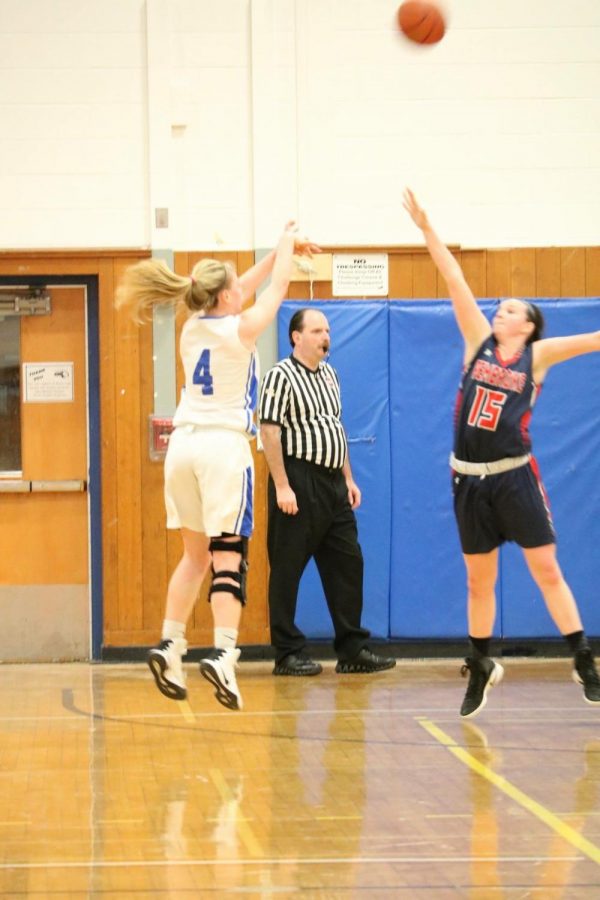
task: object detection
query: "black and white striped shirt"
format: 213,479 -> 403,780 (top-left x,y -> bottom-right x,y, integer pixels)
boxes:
259,356 -> 348,469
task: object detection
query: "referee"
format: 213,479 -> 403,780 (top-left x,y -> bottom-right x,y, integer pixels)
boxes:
259,307 -> 396,676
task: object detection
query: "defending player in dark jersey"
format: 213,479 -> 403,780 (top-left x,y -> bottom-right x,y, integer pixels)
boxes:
454,335 -> 535,464
404,187 -> 600,718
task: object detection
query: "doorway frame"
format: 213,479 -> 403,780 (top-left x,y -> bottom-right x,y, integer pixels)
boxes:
0,274 -> 103,659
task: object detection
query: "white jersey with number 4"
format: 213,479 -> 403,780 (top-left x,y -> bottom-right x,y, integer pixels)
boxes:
173,314 -> 258,437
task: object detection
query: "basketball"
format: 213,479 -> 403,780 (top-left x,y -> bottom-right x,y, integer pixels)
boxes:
397,2 -> 446,45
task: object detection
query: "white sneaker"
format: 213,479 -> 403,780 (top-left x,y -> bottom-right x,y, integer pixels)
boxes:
147,638 -> 188,700
199,648 -> 242,711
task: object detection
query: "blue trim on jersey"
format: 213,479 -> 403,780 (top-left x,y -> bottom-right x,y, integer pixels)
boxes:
234,466 -> 254,536
244,352 -> 258,436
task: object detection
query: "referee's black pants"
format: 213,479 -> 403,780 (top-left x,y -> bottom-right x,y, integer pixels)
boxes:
267,456 -> 370,663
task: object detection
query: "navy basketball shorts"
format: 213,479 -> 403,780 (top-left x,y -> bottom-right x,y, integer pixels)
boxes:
452,462 -> 556,555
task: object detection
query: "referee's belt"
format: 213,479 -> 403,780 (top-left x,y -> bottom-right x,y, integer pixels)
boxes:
450,452 -> 531,477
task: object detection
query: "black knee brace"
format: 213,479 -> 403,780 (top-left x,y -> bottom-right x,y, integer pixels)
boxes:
208,535 -> 249,605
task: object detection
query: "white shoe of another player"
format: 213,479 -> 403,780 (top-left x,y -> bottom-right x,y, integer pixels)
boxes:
147,638 -> 188,701
199,648 -> 243,711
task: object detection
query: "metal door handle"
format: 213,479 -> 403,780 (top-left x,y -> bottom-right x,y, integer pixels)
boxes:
0,479 -> 87,492
0,480 -> 30,493
31,480 -> 87,492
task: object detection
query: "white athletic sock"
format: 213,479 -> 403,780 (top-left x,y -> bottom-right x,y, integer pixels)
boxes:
162,619 -> 186,642
214,627 -> 238,650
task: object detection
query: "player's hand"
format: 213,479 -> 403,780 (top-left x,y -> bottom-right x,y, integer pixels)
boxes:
346,480 -> 361,510
282,220 -> 320,256
402,188 -> 428,231
276,484 -> 299,515
294,236 -> 321,258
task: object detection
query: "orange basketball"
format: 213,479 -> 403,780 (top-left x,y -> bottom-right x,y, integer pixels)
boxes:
397,2 -> 446,45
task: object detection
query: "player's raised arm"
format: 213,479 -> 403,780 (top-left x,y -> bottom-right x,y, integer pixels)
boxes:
403,188 -> 490,361
238,223 -> 319,347
533,329 -> 600,383
238,230 -> 320,303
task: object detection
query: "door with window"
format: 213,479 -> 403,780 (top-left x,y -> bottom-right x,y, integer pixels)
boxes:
0,286 -> 89,661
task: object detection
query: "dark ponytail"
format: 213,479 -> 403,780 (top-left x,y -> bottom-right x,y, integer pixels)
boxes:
524,301 -> 544,343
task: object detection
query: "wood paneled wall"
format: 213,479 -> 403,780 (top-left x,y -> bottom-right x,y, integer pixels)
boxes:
288,246 -> 600,300
2,245 -> 600,653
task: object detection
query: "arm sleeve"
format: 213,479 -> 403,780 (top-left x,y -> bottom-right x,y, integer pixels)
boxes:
258,366 -> 291,425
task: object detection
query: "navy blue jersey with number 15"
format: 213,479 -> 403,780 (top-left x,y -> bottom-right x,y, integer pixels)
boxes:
453,335 -> 540,463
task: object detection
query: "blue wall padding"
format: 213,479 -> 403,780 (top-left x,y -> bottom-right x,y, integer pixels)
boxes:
500,299 -> 600,636
388,301 -> 494,637
275,301 -> 391,639
272,298 -> 600,641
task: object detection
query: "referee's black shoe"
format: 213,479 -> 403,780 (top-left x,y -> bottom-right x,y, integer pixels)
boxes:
335,648 -> 396,674
273,652 -> 323,676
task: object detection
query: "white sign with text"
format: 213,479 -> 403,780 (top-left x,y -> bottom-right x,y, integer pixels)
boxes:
23,363 -> 74,403
332,254 -> 389,297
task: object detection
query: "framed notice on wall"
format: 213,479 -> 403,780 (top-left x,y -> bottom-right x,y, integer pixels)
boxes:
332,254 -> 389,297
23,362 -> 74,403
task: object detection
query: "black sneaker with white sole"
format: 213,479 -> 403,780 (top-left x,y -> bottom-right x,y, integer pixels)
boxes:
573,647 -> 600,704
460,656 -> 503,718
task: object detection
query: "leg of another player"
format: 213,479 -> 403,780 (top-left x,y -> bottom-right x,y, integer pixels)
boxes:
165,528 -> 212,624
147,528 -> 211,701
464,549 -> 498,639
199,540 -> 245,710
522,544 -> 600,704
460,550 -> 504,718
521,543 -> 581,633
209,544 -> 244,636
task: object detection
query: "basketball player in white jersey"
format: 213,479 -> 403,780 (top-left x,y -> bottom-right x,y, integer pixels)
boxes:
116,222 -> 319,709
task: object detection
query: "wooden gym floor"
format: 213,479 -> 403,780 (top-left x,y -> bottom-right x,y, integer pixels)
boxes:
1,658 -> 599,898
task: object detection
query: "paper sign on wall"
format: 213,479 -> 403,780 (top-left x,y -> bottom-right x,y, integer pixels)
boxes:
23,363 -> 74,403
332,254 -> 389,297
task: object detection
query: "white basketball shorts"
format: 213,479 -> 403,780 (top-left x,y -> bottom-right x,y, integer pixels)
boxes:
164,426 -> 254,536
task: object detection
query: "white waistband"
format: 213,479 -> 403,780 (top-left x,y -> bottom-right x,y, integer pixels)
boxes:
450,452 -> 531,477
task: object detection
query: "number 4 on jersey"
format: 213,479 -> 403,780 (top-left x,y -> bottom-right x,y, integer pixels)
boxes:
192,348 -> 214,395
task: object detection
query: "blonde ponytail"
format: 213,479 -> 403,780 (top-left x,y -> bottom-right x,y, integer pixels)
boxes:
115,257 -> 236,322
189,258 -> 236,312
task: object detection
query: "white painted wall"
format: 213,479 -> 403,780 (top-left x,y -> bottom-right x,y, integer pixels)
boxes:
0,0 -> 599,249
297,0 -> 600,248
0,0 -> 148,247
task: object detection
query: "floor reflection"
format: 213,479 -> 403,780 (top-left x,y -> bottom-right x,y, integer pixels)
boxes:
0,660 -> 599,895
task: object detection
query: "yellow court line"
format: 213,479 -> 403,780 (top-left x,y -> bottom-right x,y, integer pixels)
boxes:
316,815 -> 363,821
176,699 -> 196,723
417,717 -> 600,866
209,769 -> 263,858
